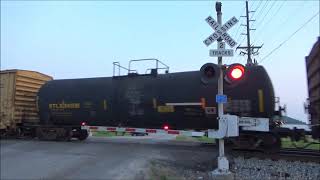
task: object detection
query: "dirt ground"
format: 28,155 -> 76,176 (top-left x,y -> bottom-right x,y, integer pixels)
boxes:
1,136 -> 220,180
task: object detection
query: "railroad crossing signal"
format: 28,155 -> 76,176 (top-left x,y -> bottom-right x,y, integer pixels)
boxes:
204,16 -> 239,47
203,16 -> 239,57
203,2 -> 241,177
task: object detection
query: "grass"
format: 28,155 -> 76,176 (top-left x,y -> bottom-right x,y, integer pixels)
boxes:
175,135 -> 188,141
281,137 -> 320,150
176,135 -> 320,150
175,135 -> 215,144
196,136 -> 216,143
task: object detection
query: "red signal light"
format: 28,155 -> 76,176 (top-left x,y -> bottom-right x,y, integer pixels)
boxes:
225,63 -> 246,83
229,65 -> 244,80
163,125 -> 169,130
81,122 -> 86,126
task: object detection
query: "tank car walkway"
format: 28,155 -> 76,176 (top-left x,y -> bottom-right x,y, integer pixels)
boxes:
0,136 -> 218,180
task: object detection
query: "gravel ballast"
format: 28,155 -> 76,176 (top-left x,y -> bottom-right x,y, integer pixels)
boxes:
233,157 -> 320,180
147,156 -> 320,180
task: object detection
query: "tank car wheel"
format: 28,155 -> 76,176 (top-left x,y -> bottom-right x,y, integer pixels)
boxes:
78,130 -> 88,141
229,133 -> 260,150
57,129 -> 72,141
260,133 -> 281,153
36,128 -> 45,140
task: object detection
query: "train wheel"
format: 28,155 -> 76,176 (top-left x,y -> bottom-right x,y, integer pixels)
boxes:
36,127 -> 58,141
57,129 -> 72,141
230,133 -> 260,150
78,130 -> 88,141
36,127 -> 46,140
65,129 -> 72,141
260,132 -> 281,153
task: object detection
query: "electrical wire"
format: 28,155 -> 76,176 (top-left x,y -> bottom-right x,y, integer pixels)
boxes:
234,0 -> 262,63
253,0 -> 277,32
253,0 -> 263,14
252,0 -> 287,45
240,0 -> 271,46
233,2 -> 247,42
252,0 -> 270,21
249,0 -> 256,9
264,1 -> 306,48
232,1 -> 247,64
260,11 -> 319,63
236,0 -> 260,44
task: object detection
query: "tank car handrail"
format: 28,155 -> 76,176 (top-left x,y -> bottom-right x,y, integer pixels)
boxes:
113,62 -> 131,76
128,58 -> 169,74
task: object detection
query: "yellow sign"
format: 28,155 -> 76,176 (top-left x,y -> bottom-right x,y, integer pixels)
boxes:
157,105 -> 174,113
103,100 -> 107,110
49,102 -> 80,109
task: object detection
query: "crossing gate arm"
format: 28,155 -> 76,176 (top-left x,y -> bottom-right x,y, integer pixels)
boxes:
81,116 -> 269,139
81,126 -> 206,137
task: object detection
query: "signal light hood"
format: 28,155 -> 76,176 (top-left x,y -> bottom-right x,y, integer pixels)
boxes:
200,63 -> 220,84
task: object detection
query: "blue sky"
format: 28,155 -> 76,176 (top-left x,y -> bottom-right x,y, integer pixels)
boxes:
1,0 -> 319,122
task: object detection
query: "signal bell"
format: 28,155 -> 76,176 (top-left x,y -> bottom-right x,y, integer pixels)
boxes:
200,63 -> 220,84
224,63 -> 246,84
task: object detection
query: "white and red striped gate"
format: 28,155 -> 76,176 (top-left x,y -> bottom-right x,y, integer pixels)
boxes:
81,125 -> 206,137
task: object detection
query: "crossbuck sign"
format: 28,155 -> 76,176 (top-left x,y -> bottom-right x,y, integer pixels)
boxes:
203,16 -> 239,57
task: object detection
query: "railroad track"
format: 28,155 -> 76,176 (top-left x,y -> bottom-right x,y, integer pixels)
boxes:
279,148 -> 320,158
229,147 -> 320,163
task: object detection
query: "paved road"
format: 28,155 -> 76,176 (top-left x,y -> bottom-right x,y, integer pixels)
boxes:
1,136 -> 218,180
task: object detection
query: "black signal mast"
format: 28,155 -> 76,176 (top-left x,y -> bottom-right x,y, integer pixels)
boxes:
237,0 -> 263,65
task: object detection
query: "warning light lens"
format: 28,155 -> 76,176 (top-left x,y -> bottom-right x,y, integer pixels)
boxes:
224,63 -> 246,84
228,64 -> 245,80
81,122 -> 86,126
163,125 -> 169,130
231,68 -> 243,79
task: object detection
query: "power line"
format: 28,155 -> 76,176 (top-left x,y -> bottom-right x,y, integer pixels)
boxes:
237,1 -> 263,65
253,0 -> 287,45
239,0 -> 270,45
232,1 -> 248,64
265,1 -> 306,48
252,0 -> 270,20
235,0 -> 261,64
253,0 -> 277,31
238,0 -> 265,45
253,0 -> 263,12
260,11 -> 319,63
249,0 -> 256,9
233,2 -> 247,42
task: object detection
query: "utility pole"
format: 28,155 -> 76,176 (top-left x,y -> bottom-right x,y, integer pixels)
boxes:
237,0 -> 262,65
